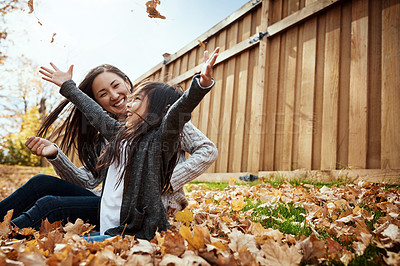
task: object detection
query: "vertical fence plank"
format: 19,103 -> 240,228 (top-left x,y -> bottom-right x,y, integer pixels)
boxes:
263,0 -> 282,171
210,31 -> 227,172
231,15 -> 252,172
292,23 -> 304,170
243,47 -> 257,171
281,27 -> 298,170
217,24 -> 238,172
348,0 -> 368,169
248,0 -> 269,172
174,59 -> 181,80
337,1 -> 351,169
312,14 -> 325,171
367,0 -> 382,169
298,16 -> 317,170
381,0 -> 400,169
321,7 -> 341,170
274,34 -> 286,170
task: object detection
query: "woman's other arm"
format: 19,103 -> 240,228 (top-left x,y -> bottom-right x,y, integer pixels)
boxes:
25,136 -> 103,189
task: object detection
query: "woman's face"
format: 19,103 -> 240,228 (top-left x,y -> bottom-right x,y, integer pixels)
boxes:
92,72 -> 131,120
125,88 -> 149,127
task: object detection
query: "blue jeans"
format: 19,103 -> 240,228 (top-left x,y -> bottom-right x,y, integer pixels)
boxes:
0,174 -> 100,230
83,232 -> 112,242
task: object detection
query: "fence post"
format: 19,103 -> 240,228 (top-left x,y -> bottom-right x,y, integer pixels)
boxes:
247,0 -> 270,173
161,53 -> 171,82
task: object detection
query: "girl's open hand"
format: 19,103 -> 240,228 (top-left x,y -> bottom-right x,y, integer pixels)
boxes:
200,47 -> 219,88
39,63 -> 74,87
25,136 -> 58,158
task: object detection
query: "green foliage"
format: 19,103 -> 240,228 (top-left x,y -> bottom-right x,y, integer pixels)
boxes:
0,106 -> 41,166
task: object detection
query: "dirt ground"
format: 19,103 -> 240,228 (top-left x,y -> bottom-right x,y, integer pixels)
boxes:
0,164 -> 56,200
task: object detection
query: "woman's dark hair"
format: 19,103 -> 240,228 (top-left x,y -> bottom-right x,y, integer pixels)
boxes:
37,64 -> 133,178
96,81 -> 183,193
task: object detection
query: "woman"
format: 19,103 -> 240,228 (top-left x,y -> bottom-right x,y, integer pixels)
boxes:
0,64 -> 217,230
31,47 -> 219,241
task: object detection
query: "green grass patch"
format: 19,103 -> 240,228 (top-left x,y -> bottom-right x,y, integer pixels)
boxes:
262,174 -> 353,189
243,200 -> 311,237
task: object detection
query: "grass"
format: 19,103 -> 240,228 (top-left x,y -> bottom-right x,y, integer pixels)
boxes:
242,199 -> 311,237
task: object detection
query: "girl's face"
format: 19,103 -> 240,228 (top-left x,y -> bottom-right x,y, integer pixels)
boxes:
125,88 -> 149,127
92,72 -> 131,121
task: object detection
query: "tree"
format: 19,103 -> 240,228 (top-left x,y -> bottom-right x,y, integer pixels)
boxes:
0,0 -> 24,64
0,55 -> 61,166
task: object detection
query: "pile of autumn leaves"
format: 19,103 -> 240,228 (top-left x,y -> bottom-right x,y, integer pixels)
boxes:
0,179 -> 399,265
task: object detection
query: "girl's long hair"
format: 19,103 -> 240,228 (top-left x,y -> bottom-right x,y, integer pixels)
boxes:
96,81 -> 183,193
37,64 -> 133,178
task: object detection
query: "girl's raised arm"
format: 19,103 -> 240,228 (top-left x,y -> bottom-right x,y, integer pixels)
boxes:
161,47 -> 219,159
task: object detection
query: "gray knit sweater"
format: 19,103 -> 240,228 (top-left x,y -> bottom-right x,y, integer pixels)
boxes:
48,120 -> 217,212
56,75 -> 213,239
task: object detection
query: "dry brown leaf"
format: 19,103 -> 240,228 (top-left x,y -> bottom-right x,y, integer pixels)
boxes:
228,229 -> 258,254
261,239 -> 303,266
181,250 -> 211,265
145,0 -> 166,19
63,218 -> 95,238
50,33 -> 56,43
39,219 -> 62,236
179,225 -> 207,251
326,238 -> 343,260
38,230 -> 63,254
216,253 -> 238,266
231,196 -> 247,212
0,209 -> 13,238
162,230 -> 185,256
297,234 -> 326,262
28,0 -> 34,14
18,251 -> 46,266
198,40 -> 206,48
175,207 -> 194,226
384,251 -> 400,266
125,254 -> 154,265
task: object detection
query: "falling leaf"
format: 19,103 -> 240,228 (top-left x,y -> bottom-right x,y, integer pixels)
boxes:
145,0 -> 166,19
28,0 -> 34,14
175,207 -> 194,226
50,33 -> 56,43
198,40 -> 206,48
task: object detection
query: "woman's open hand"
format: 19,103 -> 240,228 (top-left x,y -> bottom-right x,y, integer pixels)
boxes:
25,136 -> 58,158
39,63 -> 74,87
199,47 -> 219,88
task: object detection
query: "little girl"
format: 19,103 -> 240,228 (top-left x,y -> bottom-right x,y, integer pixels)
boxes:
36,47 -> 219,240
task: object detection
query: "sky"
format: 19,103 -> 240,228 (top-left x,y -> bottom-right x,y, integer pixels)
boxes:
3,0 -> 250,83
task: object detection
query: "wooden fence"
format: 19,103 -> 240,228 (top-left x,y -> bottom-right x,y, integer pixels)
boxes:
133,0 -> 400,178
